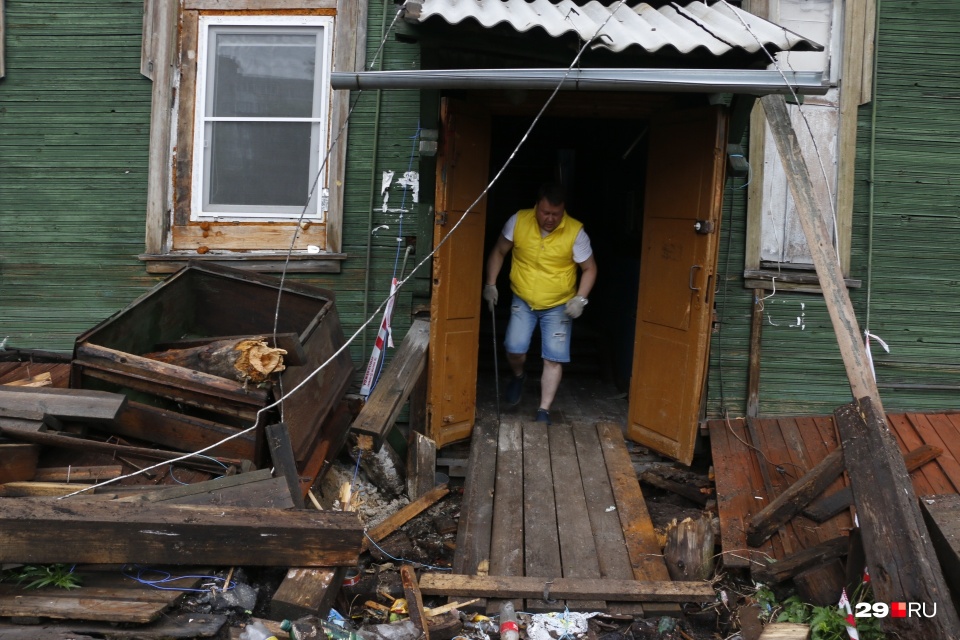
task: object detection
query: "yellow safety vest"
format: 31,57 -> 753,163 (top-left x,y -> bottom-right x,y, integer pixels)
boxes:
509,208 -> 583,310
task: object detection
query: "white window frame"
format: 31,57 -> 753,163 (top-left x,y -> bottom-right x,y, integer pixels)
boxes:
191,15 -> 334,222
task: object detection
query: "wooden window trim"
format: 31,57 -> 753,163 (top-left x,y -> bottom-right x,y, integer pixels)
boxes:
142,0 -> 365,267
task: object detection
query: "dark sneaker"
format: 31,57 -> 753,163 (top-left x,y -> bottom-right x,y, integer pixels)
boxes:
504,373 -> 526,406
535,408 -> 552,425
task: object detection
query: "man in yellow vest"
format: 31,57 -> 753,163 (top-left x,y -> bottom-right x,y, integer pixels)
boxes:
482,183 -> 598,425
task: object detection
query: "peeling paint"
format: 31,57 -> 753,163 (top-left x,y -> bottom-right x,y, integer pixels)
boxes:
140,530 -> 179,536
397,171 -> 420,203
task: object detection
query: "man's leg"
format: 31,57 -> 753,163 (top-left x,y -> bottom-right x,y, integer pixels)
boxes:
503,296 -> 536,405
506,352 -> 526,377
539,359 -> 563,411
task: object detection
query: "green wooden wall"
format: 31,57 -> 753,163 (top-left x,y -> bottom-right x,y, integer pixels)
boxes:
0,0 -> 425,385
0,0 -> 158,349
707,0 -> 960,417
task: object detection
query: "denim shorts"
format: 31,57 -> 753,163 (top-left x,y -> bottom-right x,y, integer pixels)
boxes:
503,295 -> 572,363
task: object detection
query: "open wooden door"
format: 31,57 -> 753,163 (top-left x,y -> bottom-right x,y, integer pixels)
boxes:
627,106 -> 727,465
426,98 -> 491,448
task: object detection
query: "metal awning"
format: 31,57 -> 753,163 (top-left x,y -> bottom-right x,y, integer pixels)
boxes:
331,68 -> 826,94
402,0 -> 823,56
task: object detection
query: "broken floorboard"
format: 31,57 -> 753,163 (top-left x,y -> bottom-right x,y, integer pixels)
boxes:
0,565 -> 208,624
453,416 -> 671,614
709,411 -> 960,572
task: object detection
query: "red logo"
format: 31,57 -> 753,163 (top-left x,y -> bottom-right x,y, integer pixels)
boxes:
891,602 -> 907,618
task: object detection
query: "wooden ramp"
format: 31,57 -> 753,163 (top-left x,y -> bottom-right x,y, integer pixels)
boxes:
453,417 -> 673,615
709,412 -> 960,572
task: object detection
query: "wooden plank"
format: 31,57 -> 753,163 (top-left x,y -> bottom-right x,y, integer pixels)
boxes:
522,421 -> 563,612
803,444 -> 943,522
401,565 -> 431,640
640,470 -> 709,506
753,536 -> 850,584
919,494 -> 960,607
171,223 -> 327,252
747,446 -> 845,547
746,417 -> 796,556
0,417 -> 46,432
0,386 -> 127,422
352,319 -> 430,449
596,422 -> 671,580
418,574 -> 716,602
0,500 -> 362,567
889,414 -> 942,497
112,401 -> 256,460
903,413 -> 960,493
269,567 -> 345,623
407,431 -> 437,501
33,465 -> 123,483
0,444 -> 40,483
185,0 -> 336,10
453,419 -> 498,575
571,423 -> 635,580
835,400 -> 960,637
2,371 -> 53,387
549,423 -> 604,611
0,482 -> 99,497
0,613 -> 226,639
758,622 -> 811,639
266,422 -> 306,508
115,468 -> 294,509
794,415 -> 851,542
488,417 -> 524,613
362,484 -> 450,552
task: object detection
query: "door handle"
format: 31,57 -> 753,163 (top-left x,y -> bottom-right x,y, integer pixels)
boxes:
689,265 -> 702,292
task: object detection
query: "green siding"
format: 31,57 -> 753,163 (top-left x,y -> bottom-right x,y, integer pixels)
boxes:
708,0 -> 960,417
0,0 -> 425,382
0,0 -> 158,349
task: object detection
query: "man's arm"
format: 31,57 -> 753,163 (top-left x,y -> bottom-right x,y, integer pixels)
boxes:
576,254 -> 597,299
485,234 -> 514,285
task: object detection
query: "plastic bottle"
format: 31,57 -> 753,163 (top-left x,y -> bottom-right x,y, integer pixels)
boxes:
499,601 -> 519,640
239,620 -> 280,640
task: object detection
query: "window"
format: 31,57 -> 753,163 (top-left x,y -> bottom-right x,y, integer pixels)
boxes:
193,16 -> 333,221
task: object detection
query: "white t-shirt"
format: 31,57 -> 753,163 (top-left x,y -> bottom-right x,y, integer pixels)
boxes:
501,213 -> 593,264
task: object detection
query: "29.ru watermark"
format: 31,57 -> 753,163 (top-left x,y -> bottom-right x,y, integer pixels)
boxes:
855,602 -> 937,618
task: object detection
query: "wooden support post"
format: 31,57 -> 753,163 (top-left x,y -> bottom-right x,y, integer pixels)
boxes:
407,431 -> 437,500
266,422 -> 306,508
746,290 -> 764,418
762,93 -> 960,637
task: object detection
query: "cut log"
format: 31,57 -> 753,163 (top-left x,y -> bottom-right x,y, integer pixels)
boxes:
753,536 -> 849,584
153,332 -> 306,366
664,515 -> 715,581
418,574 -> 716,603
747,446 -> 845,547
0,499 -> 363,566
794,559 -> 846,607
144,337 -> 286,384
802,444 -> 942,523
0,443 -> 40,483
0,386 -> 127,422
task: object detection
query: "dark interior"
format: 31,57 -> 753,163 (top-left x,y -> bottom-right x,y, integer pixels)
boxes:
480,114 -> 650,392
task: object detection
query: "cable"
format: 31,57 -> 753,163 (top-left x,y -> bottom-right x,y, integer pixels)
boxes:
363,532 -> 452,572
122,565 -> 235,592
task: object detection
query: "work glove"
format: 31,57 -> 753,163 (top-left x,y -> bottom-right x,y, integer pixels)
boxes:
564,296 -> 588,318
483,284 -> 498,311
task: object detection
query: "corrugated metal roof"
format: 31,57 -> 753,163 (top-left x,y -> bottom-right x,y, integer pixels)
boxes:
403,0 -> 823,56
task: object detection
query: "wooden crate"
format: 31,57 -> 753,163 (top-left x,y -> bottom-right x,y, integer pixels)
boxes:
70,263 -> 354,488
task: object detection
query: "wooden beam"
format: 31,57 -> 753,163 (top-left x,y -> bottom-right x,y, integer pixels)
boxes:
418,574 -> 716,603
0,386 -> 127,422
266,423 -> 306,508
753,536 -> 850,584
746,446 -> 845,547
803,444 -> 943,522
0,444 -> 40,483
763,93 -> 960,635
836,400 -> 960,636
116,468 -> 295,509
32,466 -> 123,483
640,470 -> 709,506
268,567 -> 346,623
401,565 -> 431,640
351,319 -> 430,450
0,500 -> 362,567
2,372 -> 53,387
362,484 -> 450,552
746,290 -> 764,418
407,431 -> 437,500
758,623 -> 811,640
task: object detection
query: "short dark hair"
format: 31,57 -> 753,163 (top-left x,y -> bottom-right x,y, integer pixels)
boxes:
537,182 -> 566,206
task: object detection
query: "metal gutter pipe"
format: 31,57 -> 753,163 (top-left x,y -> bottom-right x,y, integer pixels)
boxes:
331,68 -> 828,95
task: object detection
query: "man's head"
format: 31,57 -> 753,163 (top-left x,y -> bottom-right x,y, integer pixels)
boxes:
535,182 -> 566,233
